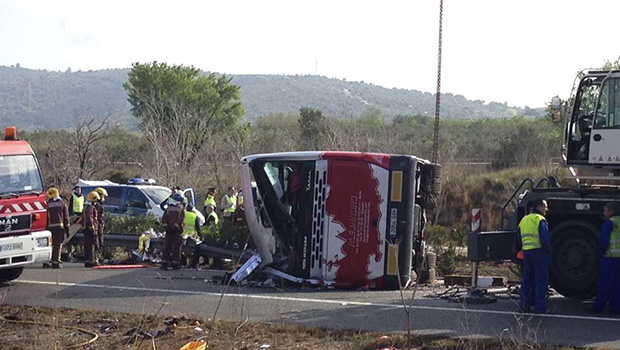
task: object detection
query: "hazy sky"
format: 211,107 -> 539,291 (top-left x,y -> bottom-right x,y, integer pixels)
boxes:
1,0 -> 618,108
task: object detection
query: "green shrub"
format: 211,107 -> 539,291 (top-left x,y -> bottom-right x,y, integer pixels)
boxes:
200,222 -> 251,249
438,248 -> 457,276
104,213 -> 161,235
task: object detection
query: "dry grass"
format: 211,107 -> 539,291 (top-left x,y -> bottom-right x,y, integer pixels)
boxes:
0,305 -> 577,350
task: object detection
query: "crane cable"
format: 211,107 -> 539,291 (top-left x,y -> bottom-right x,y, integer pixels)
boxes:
432,0 -> 444,165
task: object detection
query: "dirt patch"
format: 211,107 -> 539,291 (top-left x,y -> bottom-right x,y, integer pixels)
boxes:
0,305 -> 561,350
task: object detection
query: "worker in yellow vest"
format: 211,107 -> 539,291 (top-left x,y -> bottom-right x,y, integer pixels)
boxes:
518,199 -> 551,314
592,202 -> 620,313
220,186 -> 237,223
183,205 -> 202,241
205,205 -> 219,226
184,204 -> 203,268
68,186 -> 84,218
203,187 -> 217,215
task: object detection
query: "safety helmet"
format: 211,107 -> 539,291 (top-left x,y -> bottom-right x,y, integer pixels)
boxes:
94,187 -> 108,198
87,191 -> 101,203
173,193 -> 184,203
46,187 -> 60,200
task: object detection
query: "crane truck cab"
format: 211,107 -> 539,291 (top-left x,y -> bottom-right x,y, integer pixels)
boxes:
564,69 -> 620,172
241,151 -> 440,289
0,127 -> 52,283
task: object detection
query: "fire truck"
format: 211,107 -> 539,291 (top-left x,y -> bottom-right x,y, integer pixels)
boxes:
0,127 -> 51,283
241,151 -> 440,289
469,69 -> 620,299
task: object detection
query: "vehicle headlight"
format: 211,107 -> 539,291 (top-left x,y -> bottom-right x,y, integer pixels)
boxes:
36,237 -> 49,247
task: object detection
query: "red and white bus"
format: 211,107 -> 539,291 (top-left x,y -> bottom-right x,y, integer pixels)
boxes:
241,151 -> 440,289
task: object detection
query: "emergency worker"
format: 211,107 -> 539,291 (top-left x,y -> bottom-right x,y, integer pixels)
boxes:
160,187 -> 176,211
161,193 -> 186,270
68,186 -> 84,218
183,204 -> 202,241
175,186 -> 188,207
94,187 -> 108,261
82,191 -> 100,267
592,202 -> 620,313
203,187 -> 217,214
45,186 -> 70,269
518,199 -> 551,314
184,204 -> 203,268
205,205 -> 219,226
220,187 -> 237,222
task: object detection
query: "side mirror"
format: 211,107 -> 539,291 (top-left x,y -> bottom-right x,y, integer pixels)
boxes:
550,96 -> 563,122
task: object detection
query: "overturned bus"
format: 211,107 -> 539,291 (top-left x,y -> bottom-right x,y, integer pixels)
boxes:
240,151 -> 441,289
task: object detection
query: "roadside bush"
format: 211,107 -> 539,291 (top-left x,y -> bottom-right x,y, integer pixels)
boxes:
104,213 -> 160,235
201,222 -> 250,249
426,223 -> 462,276
438,248 -> 457,276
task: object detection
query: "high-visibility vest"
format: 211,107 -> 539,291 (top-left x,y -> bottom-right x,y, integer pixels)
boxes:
72,193 -> 84,214
207,212 -> 219,225
184,210 -> 199,239
204,194 -> 216,207
519,213 -> 545,250
139,233 -> 150,254
605,216 -> 620,258
224,195 -> 237,214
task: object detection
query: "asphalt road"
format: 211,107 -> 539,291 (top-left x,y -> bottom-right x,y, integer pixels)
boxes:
2,264 -> 620,348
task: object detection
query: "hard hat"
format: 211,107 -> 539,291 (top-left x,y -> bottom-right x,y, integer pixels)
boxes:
173,193 -> 184,203
87,191 -> 101,203
46,187 -> 59,200
94,187 -> 108,198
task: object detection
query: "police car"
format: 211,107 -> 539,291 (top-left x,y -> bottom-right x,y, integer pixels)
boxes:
76,178 -> 205,222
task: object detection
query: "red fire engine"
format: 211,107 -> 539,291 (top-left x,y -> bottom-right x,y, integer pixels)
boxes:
0,127 -> 51,282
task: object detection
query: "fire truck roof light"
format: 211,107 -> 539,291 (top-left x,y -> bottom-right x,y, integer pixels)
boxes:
4,126 -> 18,140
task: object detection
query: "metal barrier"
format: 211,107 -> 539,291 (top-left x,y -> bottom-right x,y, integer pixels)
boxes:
67,233 -> 254,261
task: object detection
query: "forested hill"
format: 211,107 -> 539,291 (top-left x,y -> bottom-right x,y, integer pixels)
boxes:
0,66 -> 545,129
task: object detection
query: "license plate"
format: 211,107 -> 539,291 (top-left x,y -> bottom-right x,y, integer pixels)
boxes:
0,242 -> 23,252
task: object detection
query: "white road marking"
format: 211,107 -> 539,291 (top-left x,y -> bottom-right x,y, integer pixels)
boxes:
16,279 -> 620,323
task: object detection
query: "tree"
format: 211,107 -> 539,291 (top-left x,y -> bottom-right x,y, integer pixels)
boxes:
72,113 -> 113,179
298,107 -> 330,150
124,62 -> 244,183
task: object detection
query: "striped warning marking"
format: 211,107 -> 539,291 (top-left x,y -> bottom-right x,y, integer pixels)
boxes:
0,201 -> 46,215
471,208 -> 481,233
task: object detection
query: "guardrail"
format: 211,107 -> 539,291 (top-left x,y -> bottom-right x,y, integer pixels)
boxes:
67,233 -> 255,261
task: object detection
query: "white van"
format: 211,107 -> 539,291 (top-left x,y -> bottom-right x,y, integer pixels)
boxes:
76,179 -> 204,222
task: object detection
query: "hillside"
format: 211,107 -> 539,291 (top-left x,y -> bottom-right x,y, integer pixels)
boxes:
0,66 -> 546,129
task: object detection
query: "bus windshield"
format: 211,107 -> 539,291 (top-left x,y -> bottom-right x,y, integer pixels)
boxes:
0,155 -> 44,196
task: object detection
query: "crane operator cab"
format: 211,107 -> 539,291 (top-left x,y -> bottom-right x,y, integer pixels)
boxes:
564,70 -> 620,172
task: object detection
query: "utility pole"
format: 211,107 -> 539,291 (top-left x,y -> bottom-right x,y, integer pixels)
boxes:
315,56 -> 318,76
28,81 -> 32,112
